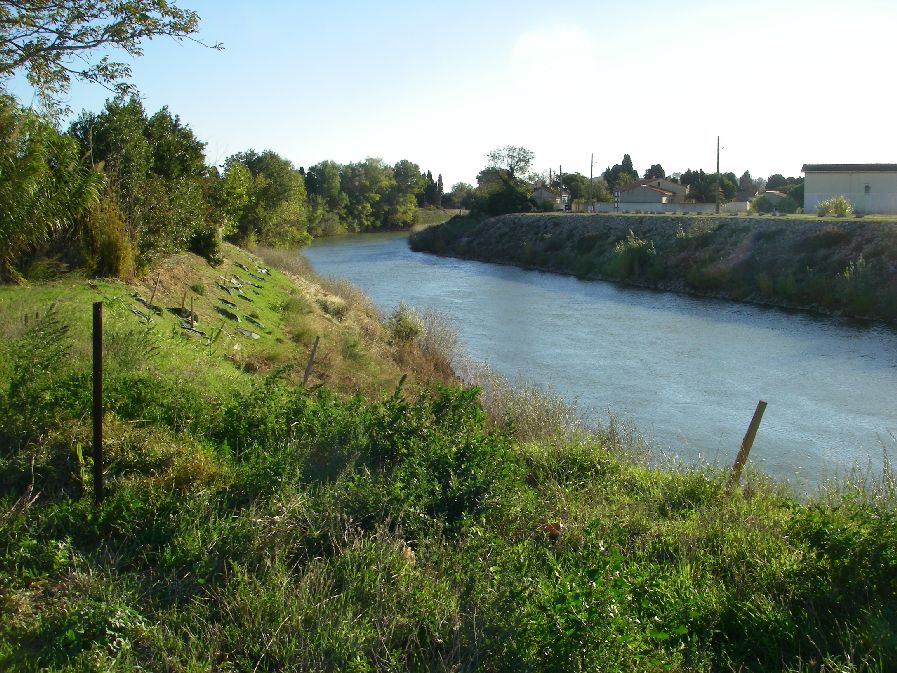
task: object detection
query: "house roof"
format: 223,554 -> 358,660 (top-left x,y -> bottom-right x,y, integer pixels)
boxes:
620,183 -> 674,196
802,163 -> 897,173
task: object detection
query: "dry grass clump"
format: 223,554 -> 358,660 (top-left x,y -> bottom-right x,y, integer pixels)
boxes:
454,357 -> 587,443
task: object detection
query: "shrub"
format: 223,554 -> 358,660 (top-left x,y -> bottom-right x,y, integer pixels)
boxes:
817,195 -> 853,217
82,194 -> 136,280
386,302 -> 423,343
612,229 -> 656,280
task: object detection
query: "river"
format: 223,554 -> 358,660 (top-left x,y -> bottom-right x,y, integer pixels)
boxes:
302,230 -> 897,488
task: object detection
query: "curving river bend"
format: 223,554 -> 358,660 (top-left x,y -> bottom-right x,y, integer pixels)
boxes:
303,230 -> 897,488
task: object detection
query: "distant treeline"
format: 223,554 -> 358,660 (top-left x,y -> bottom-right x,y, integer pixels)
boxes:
0,94 -> 445,282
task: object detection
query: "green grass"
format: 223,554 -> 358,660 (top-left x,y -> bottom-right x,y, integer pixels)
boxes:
1,250 -> 896,672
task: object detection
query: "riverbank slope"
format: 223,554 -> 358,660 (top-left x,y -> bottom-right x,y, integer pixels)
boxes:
1,247 -> 895,670
410,213 -> 897,323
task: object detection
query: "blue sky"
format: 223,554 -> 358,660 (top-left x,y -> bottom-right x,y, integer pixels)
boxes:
10,0 -> 897,187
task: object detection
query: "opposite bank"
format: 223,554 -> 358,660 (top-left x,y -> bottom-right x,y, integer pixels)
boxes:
409,213 -> 897,323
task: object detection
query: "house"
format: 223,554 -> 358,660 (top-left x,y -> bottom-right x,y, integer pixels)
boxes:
617,183 -> 675,204
802,164 -> 897,214
760,190 -> 789,204
531,184 -> 571,211
617,178 -> 688,204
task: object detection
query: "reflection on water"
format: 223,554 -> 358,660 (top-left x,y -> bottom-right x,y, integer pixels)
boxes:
303,231 -> 897,488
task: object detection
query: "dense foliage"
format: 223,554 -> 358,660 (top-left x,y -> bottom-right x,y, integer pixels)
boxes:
0,95 -> 100,280
0,93 -> 444,280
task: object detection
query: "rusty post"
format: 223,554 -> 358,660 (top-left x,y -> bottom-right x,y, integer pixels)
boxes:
92,302 -> 104,504
728,400 -> 767,488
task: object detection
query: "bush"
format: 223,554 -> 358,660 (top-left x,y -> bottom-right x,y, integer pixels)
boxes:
612,229 -> 656,280
81,194 -> 136,280
817,195 -> 853,217
386,302 -> 423,343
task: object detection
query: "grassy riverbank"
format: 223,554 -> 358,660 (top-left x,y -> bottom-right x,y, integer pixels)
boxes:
1,246 -> 896,671
410,213 -> 897,323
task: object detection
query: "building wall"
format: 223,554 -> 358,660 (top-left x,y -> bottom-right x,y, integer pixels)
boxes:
588,201 -> 751,214
804,171 -> 897,214
618,185 -> 669,203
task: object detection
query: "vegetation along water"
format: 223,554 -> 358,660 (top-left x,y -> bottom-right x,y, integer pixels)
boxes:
304,230 -> 897,489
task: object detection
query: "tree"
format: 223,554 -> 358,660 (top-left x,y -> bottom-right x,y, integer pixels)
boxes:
553,172 -> 589,201
485,145 -> 534,181
603,154 -> 639,191
228,149 -> 309,247
69,96 -> 211,267
442,182 -> 474,210
680,169 -> 737,203
144,106 -> 206,181
0,0 -> 211,109
644,164 -> 665,180
0,95 -> 100,279
211,161 -> 251,238
766,174 -> 788,191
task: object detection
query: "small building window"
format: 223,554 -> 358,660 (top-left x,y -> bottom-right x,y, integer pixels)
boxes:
864,183 -> 871,194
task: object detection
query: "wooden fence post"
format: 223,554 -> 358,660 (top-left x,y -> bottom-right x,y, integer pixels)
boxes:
302,336 -> 320,387
728,400 -> 767,489
92,302 -> 104,504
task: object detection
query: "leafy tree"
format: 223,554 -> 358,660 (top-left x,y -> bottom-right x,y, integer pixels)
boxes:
588,177 -> 612,203
485,145 -> 534,181
211,160 -> 251,238
680,169 -> 737,203
0,0 -> 211,110
766,174 -> 789,191
552,172 -> 589,201
644,164 -> 665,180
69,96 -> 152,223
144,106 -> 206,181
229,149 -> 309,246
443,182 -> 474,209
0,95 -> 100,280
603,155 -> 639,191
786,181 -> 804,206
70,95 -> 211,268
738,170 -> 759,195
436,173 -> 444,207
471,146 -> 536,216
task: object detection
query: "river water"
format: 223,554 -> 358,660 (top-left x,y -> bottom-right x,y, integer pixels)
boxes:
303,230 -> 897,488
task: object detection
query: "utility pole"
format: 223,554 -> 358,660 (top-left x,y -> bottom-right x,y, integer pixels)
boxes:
715,135 -> 721,214
589,153 -> 594,212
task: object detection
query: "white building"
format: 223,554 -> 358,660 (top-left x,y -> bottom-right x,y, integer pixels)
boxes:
802,164 -> 897,214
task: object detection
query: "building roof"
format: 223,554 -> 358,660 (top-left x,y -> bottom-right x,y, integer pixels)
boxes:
620,183 -> 674,196
802,163 -> 897,173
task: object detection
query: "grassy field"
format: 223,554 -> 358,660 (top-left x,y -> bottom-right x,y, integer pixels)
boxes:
1,246 -> 896,672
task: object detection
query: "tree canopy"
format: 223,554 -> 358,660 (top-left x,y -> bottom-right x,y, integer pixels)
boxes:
485,145 -> 534,182
0,0 -> 213,109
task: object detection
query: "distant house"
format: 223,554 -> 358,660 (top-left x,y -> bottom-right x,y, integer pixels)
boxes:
760,190 -> 789,204
802,163 -> 897,214
531,184 -> 570,211
618,178 -> 688,204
